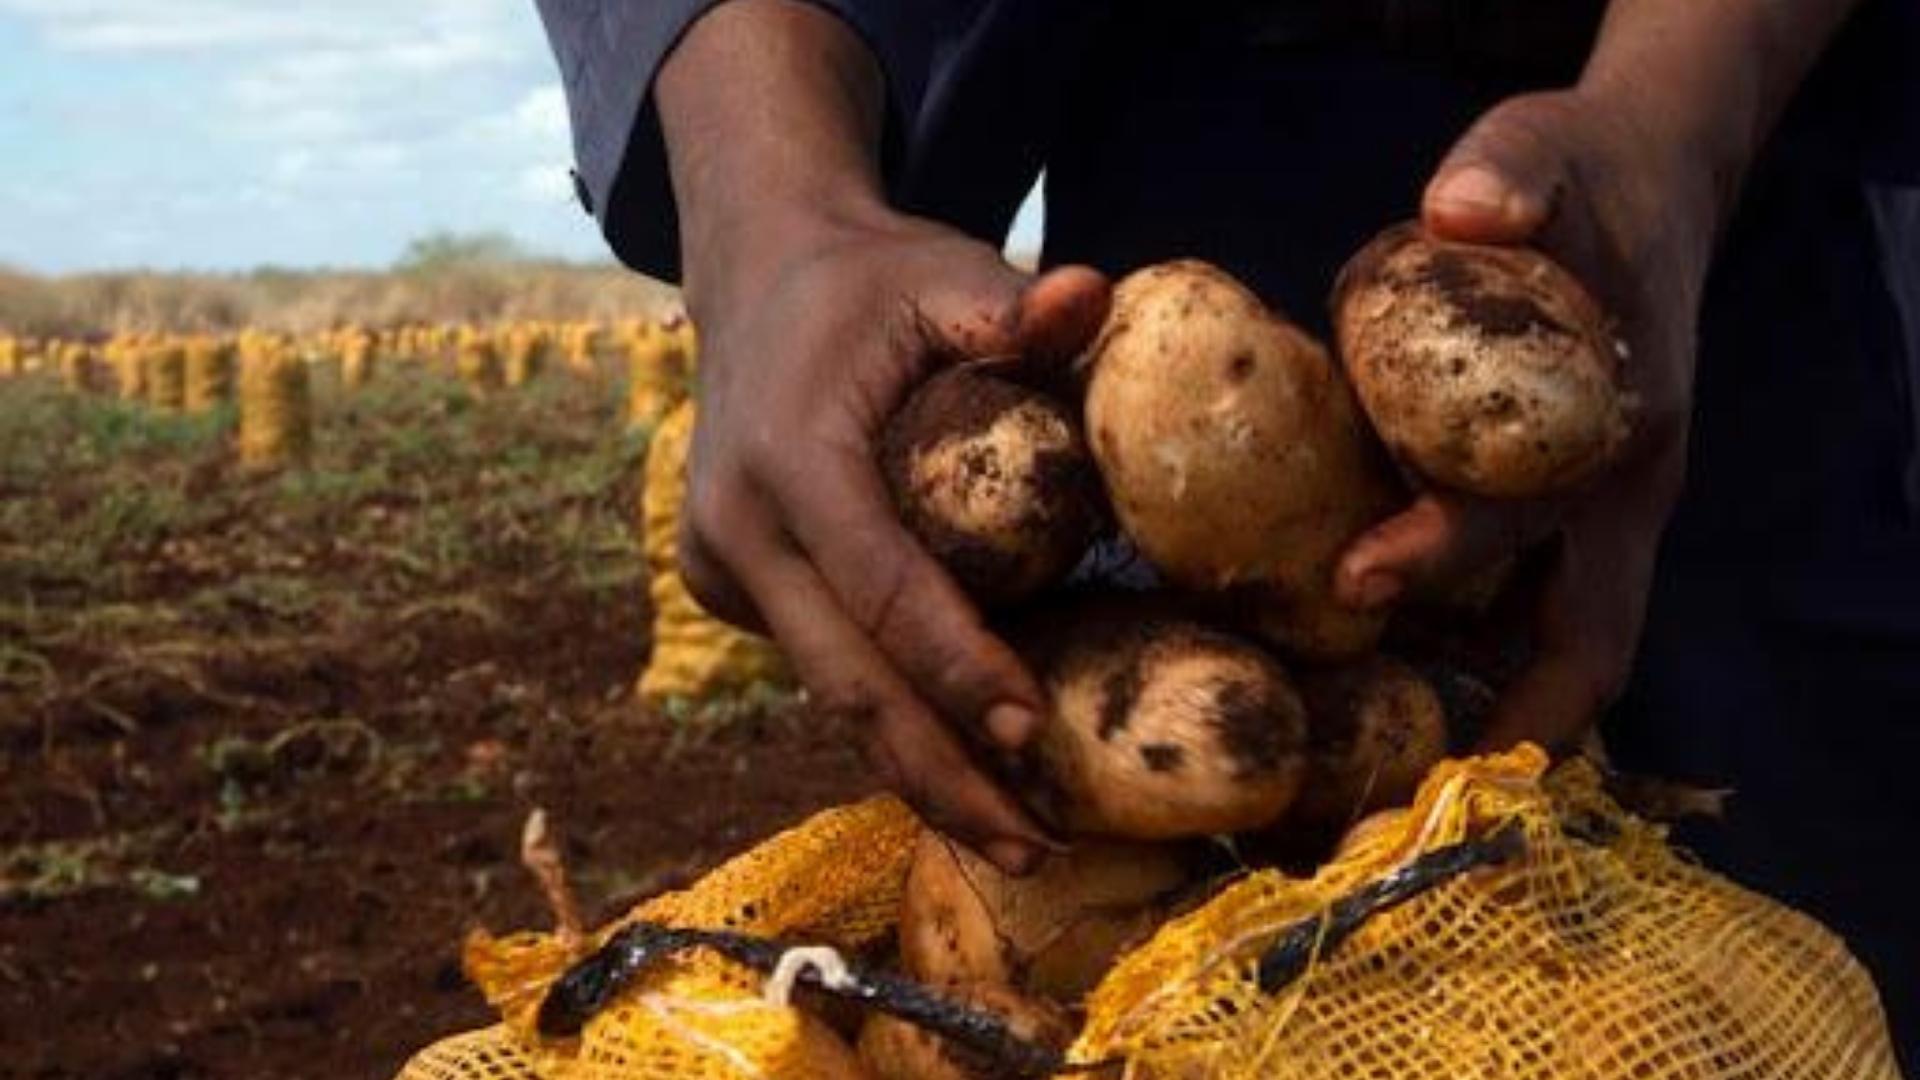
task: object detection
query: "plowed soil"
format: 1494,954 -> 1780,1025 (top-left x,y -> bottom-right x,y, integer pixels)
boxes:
0,365 -> 872,1078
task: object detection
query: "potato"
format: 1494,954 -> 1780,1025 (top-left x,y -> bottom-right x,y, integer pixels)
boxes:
1083,260 -> 1404,659
882,365 -> 1105,607
856,981 -> 1073,1080
1009,595 -> 1310,839
898,829 -> 1191,1001
1332,222 -> 1630,498
1295,655 -> 1449,830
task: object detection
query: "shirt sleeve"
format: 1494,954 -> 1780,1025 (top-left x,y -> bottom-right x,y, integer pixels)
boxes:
532,0 -> 977,281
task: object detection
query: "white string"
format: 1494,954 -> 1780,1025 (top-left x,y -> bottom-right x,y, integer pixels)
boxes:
761,946 -> 854,1008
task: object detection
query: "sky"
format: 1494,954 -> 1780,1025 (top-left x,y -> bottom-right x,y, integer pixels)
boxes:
0,1 -> 1047,275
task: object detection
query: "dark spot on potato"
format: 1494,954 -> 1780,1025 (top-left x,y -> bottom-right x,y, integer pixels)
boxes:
957,443 -> 1002,486
1228,352 -> 1255,382
1210,678 -> 1292,778
1419,250 -> 1570,338
1140,743 -> 1186,773
1097,658 -> 1144,742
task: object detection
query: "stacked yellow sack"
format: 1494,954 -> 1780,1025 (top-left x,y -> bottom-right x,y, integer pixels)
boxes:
623,317 -> 695,431
635,401 -> 790,708
54,340 -> 93,393
456,325 -> 502,394
502,323 -> 550,389
337,324 -> 377,391
144,338 -> 187,413
236,331 -> 311,470
559,321 -> 602,376
182,334 -> 235,413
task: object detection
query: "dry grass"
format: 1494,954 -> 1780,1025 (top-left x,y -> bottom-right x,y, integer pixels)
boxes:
0,259 -> 678,339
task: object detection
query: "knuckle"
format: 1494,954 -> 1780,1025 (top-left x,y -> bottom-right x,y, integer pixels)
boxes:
814,680 -> 882,728
841,542 -> 915,639
683,477 -> 737,556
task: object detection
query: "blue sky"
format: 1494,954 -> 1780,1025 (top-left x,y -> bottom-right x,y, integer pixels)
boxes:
0,2 -> 1044,275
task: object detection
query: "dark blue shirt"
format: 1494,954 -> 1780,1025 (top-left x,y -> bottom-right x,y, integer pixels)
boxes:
534,0 -> 1920,281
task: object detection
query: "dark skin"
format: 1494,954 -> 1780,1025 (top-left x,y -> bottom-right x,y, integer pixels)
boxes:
658,0 -> 1861,873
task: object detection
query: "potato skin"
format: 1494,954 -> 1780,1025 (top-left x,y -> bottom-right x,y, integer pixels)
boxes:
1294,655 -> 1449,829
882,365 -> 1105,607
1009,595 -> 1310,840
1333,222 -> 1629,498
1084,260 -> 1403,659
898,829 -> 1190,1002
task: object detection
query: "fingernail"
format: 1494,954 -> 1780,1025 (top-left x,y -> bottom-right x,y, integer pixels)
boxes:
985,703 -> 1039,749
1352,571 -> 1404,610
1431,165 -> 1510,214
983,838 -> 1045,875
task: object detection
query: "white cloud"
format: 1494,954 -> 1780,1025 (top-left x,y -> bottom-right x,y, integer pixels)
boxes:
0,0 -> 605,270
516,163 -> 574,205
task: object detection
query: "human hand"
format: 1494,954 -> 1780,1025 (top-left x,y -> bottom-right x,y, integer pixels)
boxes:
1334,88 -> 1723,753
679,204 -> 1108,872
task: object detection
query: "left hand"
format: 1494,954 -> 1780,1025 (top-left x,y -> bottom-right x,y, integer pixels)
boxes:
1334,87 -> 1724,754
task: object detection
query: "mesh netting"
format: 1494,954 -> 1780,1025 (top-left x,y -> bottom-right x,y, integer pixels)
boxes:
1072,745 -> 1898,1078
396,748 -> 1900,1080
398,796 -> 918,1080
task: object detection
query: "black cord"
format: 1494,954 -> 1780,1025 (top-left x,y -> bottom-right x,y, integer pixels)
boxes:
1256,820 -> 1527,993
534,821 -> 1529,1075
538,923 -> 1075,1077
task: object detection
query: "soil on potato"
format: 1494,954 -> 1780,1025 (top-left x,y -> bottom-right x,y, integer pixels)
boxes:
0,363 -> 874,1079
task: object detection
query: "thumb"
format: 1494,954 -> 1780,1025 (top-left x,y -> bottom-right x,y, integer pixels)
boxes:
1423,97 -> 1572,244
1013,264 -> 1111,368
917,259 -> 1110,373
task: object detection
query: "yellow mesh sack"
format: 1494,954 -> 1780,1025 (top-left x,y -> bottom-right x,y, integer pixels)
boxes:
1070,744 -> 1899,1079
458,330 -> 504,395
399,748 -> 1897,1080
108,336 -> 146,401
183,335 -> 234,414
56,341 -> 93,393
636,400 -> 790,706
340,327 -> 377,391
237,339 -> 312,470
396,796 -> 920,1080
623,322 -> 694,432
503,326 -> 549,389
144,341 -> 187,413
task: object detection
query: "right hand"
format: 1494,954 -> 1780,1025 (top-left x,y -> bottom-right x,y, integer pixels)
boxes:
678,204 -> 1110,873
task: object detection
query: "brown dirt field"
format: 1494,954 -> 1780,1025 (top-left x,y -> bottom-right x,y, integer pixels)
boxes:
0,363 -> 873,1078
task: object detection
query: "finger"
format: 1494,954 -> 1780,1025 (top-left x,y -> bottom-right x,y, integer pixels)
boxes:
765,435 -> 1050,750
1422,96 -> 1572,244
722,518 -> 1054,871
1475,643 -> 1611,757
1334,491 -> 1558,610
676,517 -> 769,633
1012,265 -> 1111,368
1476,485 -> 1666,755
911,258 -> 1109,368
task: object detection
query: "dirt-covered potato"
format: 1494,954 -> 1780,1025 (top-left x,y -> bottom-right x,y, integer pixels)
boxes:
1083,261 -> 1404,659
898,829 -> 1191,1001
1009,596 -> 1310,839
1295,655 -> 1449,829
856,982 -> 1073,1080
1333,222 -> 1630,498
882,365 -> 1106,607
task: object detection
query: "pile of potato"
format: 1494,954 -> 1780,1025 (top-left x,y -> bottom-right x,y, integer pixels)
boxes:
862,224 -> 1627,1078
